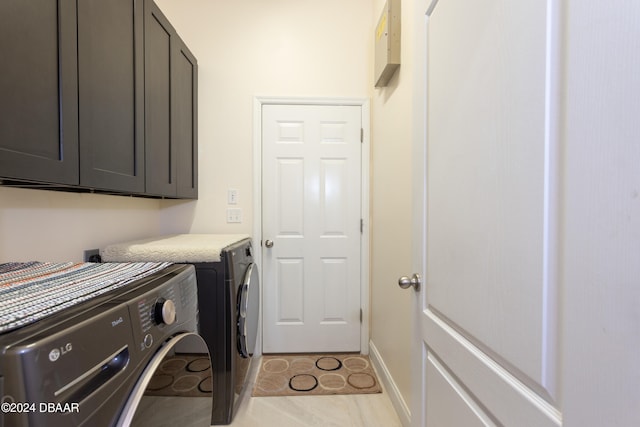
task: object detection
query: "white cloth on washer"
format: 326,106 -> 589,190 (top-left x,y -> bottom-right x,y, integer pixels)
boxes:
101,234 -> 250,263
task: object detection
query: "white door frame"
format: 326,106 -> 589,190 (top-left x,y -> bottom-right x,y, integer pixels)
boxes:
411,3 -> 429,424
253,96 -> 371,355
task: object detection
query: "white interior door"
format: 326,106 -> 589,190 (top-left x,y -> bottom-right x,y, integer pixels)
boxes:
261,104 -> 362,353
411,1 -> 640,426
413,0 -> 561,425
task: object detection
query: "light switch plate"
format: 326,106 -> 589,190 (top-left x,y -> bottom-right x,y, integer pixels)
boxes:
228,189 -> 238,204
227,208 -> 242,223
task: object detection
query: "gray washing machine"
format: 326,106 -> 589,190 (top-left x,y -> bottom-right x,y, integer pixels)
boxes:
0,263 -> 212,427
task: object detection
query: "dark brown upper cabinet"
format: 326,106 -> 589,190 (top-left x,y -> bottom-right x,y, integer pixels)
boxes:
145,0 -> 198,198
0,0 -> 197,199
0,0 -> 79,185
78,0 -> 145,193
173,38 -> 198,199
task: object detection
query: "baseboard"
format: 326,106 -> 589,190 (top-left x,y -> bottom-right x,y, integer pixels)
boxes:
369,340 -> 411,427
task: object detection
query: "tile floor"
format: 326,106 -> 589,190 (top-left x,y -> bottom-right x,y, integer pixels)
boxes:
133,356 -> 403,427
229,389 -> 403,427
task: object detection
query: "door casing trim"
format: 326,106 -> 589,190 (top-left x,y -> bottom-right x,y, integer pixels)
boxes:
253,96 -> 371,355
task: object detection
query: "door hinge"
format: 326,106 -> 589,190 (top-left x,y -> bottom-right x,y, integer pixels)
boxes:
360,219 -> 364,233
360,128 -> 364,143
360,309 -> 362,323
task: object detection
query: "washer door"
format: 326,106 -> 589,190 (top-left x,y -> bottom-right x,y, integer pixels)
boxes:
237,262 -> 259,358
116,333 -> 212,427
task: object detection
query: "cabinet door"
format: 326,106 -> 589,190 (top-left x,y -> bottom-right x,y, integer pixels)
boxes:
0,0 -> 78,185
144,0 -> 177,197
174,38 -> 198,199
78,0 -> 145,193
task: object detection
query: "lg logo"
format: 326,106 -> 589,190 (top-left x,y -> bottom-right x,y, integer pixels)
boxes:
49,343 -> 72,362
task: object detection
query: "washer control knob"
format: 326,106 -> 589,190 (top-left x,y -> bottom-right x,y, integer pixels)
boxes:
154,298 -> 176,325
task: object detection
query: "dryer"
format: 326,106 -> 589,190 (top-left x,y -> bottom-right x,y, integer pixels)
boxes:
101,235 -> 260,425
192,238 -> 259,424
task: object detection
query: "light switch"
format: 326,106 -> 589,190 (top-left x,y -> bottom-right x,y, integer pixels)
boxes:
228,189 -> 238,204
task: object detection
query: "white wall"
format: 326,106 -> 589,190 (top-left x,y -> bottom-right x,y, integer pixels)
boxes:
0,187 -> 162,261
369,0 -> 413,418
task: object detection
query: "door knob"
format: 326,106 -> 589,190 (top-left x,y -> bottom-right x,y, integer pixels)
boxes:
398,273 -> 421,291
264,239 -> 274,248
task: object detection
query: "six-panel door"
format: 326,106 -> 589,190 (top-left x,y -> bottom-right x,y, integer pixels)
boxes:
262,104 -> 362,353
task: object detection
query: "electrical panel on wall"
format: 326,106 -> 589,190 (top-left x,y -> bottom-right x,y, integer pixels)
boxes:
374,0 -> 401,88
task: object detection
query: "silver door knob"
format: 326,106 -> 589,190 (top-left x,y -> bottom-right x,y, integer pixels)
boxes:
264,239 -> 274,248
398,273 -> 421,291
